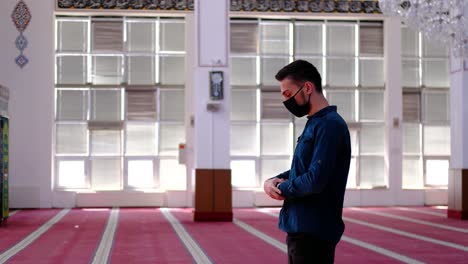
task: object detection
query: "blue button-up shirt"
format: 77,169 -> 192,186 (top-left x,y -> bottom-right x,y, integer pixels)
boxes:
276,105 -> 351,243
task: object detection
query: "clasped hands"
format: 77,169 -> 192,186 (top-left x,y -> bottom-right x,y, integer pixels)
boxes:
263,178 -> 286,200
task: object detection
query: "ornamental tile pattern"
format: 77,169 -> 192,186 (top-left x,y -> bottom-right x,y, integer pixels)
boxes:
57,0 -> 194,10
56,0 -> 381,13
12,1 -> 31,69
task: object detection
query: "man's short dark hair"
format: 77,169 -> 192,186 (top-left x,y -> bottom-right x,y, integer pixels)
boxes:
275,60 -> 323,93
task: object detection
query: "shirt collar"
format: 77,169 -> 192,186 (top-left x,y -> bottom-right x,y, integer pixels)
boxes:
307,105 -> 337,119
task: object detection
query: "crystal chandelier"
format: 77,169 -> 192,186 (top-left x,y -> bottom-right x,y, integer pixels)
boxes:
379,0 -> 468,58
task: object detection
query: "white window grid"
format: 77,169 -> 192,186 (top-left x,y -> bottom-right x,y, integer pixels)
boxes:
230,18 -> 385,189
54,16 -> 185,191
401,26 -> 450,188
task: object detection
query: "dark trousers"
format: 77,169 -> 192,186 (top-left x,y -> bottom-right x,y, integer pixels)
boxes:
286,233 -> 336,264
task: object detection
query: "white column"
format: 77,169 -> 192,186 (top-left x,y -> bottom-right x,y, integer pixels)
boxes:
383,17 -> 404,204
448,53 -> 468,219
193,0 -> 230,169
449,59 -> 468,171
185,0 -> 231,206
0,0 -> 55,208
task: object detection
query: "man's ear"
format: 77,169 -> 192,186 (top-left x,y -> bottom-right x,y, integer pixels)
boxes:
304,81 -> 315,95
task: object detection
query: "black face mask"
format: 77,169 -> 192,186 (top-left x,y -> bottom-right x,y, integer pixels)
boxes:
283,84 -> 311,117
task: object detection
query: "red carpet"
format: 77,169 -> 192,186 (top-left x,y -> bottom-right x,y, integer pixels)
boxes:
110,208 -> 193,264
344,208 -> 468,246
1,207 -> 467,263
0,209 -> 61,254
170,208 -> 285,264
234,209 -> 402,264
377,207 -> 468,229
342,210 -> 467,263
7,209 -> 109,264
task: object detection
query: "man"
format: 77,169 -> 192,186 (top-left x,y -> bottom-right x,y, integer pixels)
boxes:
263,60 -> 351,264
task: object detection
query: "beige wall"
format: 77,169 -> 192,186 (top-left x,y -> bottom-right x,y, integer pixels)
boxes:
0,0 -> 55,207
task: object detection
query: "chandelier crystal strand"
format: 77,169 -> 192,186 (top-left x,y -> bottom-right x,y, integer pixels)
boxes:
379,0 -> 468,58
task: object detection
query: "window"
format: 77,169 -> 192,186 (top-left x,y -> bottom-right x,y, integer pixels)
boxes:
401,27 -> 450,188
230,19 -> 384,189
55,16 -> 186,190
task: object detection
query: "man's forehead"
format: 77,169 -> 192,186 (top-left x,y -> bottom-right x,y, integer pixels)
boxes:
280,79 -> 298,90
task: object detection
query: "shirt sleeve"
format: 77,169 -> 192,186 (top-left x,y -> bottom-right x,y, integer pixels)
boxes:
278,122 -> 341,198
267,170 -> 290,181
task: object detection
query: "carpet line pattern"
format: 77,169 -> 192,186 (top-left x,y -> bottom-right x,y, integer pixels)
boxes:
233,218 -> 287,253
350,207 -> 468,233
256,209 -> 425,264
395,207 -> 446,217
342,216 -> 468,252
7,210 -> 19,217
91,208 -> 119,264
0,209 -> 69,263
160,208 -> 212,264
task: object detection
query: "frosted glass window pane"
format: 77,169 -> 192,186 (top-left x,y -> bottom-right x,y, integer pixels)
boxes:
360,59 -> 384,87
127,91 -> 157,121
360,90 -> 384,121
328,59 -> 355,87
359,156 -> 386,188
346,157 -> 357,188
231,57 -> 257,86
57,89 -> 87,120
262,91 -> 291,120
160,90 -> 184,121
426,159 -> 449,186
423,91 -> 449,123
128,56 -> 155,85
159,124 -> 185,155
295,24 -> 322,55
127,21 -> 155,52
261,123 -> 292,155
360,24 -> 384,56
403,123 -> 421,154
231,124 -> 258,156
91,130 -> 121,155
424,126 -> 450,155
91,89 -> 121,121
231,23 -> 258,54
91,159 -> 121,190
57,21 -> 87,52
57,56 -> 87,85
231,90 -> 256,121
402,27 -> 419,57
92,21 -> 123,51
56,124 -> 87,154
327,90 -> 355,122
360,124 -> 384,154
159,159 -> 186,190
231,160 -> 256,187
402,60 -> 420,87
161,21 -> 185,52
403,157 -> 422,188
126,123 -> 156,155
423,60 -> 449,87
261,23 -> 289,55
262,57 -> 289,86
327,24 -> 355,56
423,38 -> 448,57
160,56 -> 185,85
92,56 -> 123,85
350,130 -> 358,156
57,160 -> 86,188
128,160 -> 154,188
261,159 -> 290,183
403,92 -> 421,122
